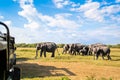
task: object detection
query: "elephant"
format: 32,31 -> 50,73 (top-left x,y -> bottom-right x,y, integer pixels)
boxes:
68,43 -> 85,55
35,42 -> 57,58
79,45 -> 89,56
68,44 -> 76,55
62,44 -> 70,54
88,43 -> 107,56
92,45 -> 111,60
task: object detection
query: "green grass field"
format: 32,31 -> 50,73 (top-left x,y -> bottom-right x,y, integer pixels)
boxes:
15,48 -> 120,80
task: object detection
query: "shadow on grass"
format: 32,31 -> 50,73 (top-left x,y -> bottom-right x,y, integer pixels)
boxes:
111,59 -> 120,61
16,63 -> 76,79
110,55 -> 120,61
111,55 -> 120,58
17,57 -> 33,62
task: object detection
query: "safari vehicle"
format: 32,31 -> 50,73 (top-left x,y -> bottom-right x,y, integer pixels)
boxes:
0,22 -> 20,80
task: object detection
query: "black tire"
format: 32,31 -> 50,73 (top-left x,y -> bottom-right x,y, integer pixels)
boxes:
13,67 -> 20,80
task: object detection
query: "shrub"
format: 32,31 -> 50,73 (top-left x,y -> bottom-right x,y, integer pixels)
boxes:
61,76 -> 71,80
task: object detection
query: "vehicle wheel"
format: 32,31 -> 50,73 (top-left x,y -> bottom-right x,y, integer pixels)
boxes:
13,67 -> 20,80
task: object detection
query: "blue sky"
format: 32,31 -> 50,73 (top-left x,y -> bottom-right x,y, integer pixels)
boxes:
0,0 -> 120,44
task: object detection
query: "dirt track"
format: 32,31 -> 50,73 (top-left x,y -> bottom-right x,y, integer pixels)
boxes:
17,61 -> 120,80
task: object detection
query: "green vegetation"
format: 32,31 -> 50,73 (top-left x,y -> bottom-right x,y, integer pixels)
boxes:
15,43 -> 37,48
107,44 -> 120,48
86,75 -> 113,80
16,48 -> 120,80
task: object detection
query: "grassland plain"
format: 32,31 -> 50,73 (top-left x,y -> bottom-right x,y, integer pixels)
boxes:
15,48 -> 120,80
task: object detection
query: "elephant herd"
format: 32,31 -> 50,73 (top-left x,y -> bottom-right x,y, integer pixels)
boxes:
35,42 -> 111,60
63,43 -> 111,60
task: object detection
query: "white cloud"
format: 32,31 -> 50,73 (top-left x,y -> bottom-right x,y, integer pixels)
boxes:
0,16 -> 4,19
46,14 -> 80,29
87,27 -> 120,38
4,21 -> 12,27
52,0 -> 67,8
78,26 -> 120,44
16,0 -> 82,43
18,0 -> 120,29
71,2 -> 80,7
86,0 -> 92,3
110,15 -> 120,23
2,20 -> 119,44
18,0 -> 41,29
101,5 -> 120,15
75,2 -> 104,22
116,0 -> 120,3
100,4 -> 120,22
52,0 -> 80,8
24,21 -> 40,29
70,1 -> 120,22
14,0 -> 120,44
18,0 -> 80,30
78,2 -> 100,11
84,8 -> 103,22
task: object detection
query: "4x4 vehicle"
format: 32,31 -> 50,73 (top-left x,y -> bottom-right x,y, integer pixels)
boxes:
0,22 -> 20,80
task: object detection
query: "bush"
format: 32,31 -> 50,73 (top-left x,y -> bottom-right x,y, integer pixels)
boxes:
57,44 -> 65,48
61,76 -> 71,80
108,44 -> 120,48
15,43 -> 37,48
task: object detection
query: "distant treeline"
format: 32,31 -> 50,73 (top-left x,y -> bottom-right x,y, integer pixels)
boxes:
15,43 -> 64,48
15,43 -> 120,48
107,44 -> 120,48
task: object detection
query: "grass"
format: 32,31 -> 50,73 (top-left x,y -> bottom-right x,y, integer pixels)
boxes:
15,48 -> 120,80
16,48 -> 120,67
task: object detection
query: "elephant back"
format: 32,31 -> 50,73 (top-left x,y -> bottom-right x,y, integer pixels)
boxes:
45,42 -> 57,52
100,46 -> 110,54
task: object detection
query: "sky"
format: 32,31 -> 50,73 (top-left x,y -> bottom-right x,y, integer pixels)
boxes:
0,0 -> 120,44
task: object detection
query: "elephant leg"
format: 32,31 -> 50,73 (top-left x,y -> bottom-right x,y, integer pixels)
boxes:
35,50 -> 38,58
74,51 -> 77,55
107,54 -> 111,60
96,55 -> 98,60
74,51 -> 76,55
85,51 -> 87,55
51,51 -> 55,57
62,50 -> 65,54
72,50 -> 76,55
44,51 -> 46,57
87,51 -> 89,55
102,56 -> 104,60
93,53 -> 96,60
88,51 -> 91,55
102,54 -> 104,60
77,51 -> 80,55
90,51 -> 92,55
65,50 -> 67,54
82,52 -> 84,56
40,50 -> 43,57
96,53 -> 99,60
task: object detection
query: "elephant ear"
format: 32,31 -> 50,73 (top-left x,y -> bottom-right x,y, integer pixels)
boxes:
41,43 -> 47,49
38,44 -> 42,50
45,43 -> 47,48
36,44 -> 40,49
